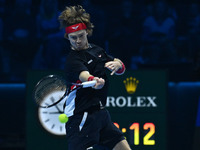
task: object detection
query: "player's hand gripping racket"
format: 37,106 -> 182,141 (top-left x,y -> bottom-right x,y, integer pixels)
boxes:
33,75 -> 96,108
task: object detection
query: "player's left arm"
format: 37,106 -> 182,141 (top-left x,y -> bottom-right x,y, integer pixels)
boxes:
105,58 -> 125,75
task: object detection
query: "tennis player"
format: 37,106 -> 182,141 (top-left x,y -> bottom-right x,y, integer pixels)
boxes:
59,5 -> 131,150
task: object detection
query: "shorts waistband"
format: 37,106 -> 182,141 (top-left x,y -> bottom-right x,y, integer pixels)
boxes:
86,104 -> 105,114
69,104 -> 104,119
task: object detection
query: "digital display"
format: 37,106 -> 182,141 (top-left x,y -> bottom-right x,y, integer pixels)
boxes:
110,114 -> 166,150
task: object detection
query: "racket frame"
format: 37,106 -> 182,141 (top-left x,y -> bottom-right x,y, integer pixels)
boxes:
33,75 -> 96,108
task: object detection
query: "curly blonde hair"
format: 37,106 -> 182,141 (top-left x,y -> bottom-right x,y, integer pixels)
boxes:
58,5 -> 94,38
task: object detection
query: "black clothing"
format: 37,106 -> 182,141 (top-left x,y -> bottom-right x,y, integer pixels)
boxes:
64,43 -> 124,150
66,109 -> 125,150
64,44 -> 114,116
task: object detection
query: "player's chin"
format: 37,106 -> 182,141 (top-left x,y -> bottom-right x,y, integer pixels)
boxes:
76,44 -> 84,49
76,47 -> 84,51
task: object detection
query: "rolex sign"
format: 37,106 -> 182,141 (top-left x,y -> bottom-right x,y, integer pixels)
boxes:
106,70 -> 167,113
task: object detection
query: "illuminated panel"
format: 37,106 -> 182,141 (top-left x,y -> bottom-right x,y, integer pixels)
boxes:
122,128 -> 126,133
114,122 -> 120,129
129,123 -> 139,145
143,123 -> 155,145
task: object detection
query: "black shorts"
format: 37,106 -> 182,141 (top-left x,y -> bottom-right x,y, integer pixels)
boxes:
65,108 -> 125,150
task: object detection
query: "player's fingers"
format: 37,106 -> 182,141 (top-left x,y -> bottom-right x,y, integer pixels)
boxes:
99,78 -> 105,84
96,78 -> 100,82
111,71 -> 115,75
94,77 -> 104,84
111,68 -> 118,75
93,78 -> 105,89
107,67 -> 113,71
105,61 -> 113,67
106,63 -> 115,71
94,77 -> 100,82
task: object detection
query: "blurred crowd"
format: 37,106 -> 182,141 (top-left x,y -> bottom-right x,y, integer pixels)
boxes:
0,0 -> 200,82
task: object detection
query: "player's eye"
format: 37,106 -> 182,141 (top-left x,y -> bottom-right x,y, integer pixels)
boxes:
79,34 -> 83,38
71,36 -> 77,40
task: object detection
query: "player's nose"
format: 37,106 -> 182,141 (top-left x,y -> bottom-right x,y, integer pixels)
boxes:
76,38 -> 81,43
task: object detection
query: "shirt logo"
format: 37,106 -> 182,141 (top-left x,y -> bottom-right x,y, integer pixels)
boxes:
72,25 -> 79,30
87,59 -> 93,64
98,54 -> 102,57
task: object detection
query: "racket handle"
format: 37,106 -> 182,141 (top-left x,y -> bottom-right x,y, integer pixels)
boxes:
82,80 -> 96,88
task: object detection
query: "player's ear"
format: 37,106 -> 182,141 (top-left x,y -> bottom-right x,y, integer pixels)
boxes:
86,30 -> 89,36
64,34 -> 69,40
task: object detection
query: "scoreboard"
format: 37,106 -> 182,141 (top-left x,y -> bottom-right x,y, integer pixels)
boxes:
106,70 -> 167,150
26,70 -> 167,150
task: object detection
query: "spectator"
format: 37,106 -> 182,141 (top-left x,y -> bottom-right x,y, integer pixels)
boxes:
140,0 -> 177,64
106,0 -> 140,69
32,0 -> 67,70
0,14 -> 7,82
81,0 -> 106,47
175,2 -> 200,65
0,0 -> 7,82
3,0 -> 37,82
0,0 -> 5,19
186,3 -> 200,61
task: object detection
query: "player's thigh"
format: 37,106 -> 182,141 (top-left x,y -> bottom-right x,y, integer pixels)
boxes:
113,139 -> 131,150
66,112 -> 100,150
99,110 -> 125,149
67,135 -> 96,150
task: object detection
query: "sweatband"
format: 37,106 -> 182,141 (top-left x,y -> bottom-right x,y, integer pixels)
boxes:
115,61 -> 125,75
65,23 -> 87,34
88,76 -> 94,81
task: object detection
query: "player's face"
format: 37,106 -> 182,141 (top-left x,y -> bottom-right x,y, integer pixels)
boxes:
68,30 -> 89,50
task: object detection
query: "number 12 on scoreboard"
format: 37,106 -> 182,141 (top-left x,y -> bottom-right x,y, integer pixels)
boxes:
114,122 -> 155,146
129,123 -> 155,145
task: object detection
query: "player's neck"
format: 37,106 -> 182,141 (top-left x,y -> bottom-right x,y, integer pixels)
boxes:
71,42 -> 91,51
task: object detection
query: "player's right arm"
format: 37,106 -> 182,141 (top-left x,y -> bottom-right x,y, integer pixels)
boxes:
79,71 -> 105,89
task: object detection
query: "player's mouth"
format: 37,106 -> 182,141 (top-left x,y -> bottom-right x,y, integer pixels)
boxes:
76,43 -> 82,47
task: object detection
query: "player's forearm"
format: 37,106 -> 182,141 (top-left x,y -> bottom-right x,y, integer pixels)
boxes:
79,71 -> 94,82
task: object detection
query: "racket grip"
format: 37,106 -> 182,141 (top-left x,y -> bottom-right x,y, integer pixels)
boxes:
82,80 -> 96,88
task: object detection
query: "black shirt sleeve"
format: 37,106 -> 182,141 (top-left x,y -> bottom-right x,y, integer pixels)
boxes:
103,50 -> 114,61
65,54 -> 88,83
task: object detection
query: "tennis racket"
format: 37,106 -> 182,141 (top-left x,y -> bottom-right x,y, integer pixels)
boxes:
33,74 -> 96,108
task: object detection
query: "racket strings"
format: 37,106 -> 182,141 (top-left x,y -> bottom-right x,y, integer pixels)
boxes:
33,75 -> 96,108
34,77 -> 66,105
